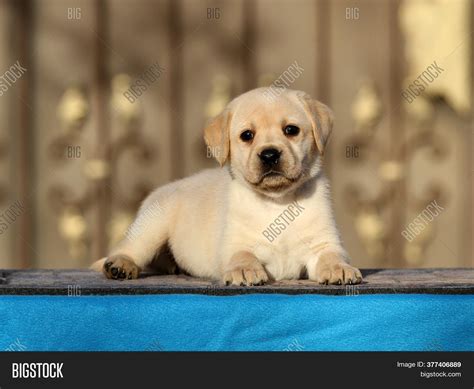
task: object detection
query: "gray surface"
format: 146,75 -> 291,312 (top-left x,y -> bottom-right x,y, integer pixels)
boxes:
0,268 -> 473,295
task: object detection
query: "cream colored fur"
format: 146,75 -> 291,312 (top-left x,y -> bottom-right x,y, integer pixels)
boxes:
92,87 -> 362,285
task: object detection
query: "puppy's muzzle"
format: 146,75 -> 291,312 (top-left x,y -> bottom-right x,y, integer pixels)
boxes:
259,148 -> 281,166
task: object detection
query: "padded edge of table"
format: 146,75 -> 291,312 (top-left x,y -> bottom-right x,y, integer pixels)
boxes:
0,268 -> 473,295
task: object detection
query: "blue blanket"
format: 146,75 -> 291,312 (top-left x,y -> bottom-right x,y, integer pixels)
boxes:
1,294 -> 473,351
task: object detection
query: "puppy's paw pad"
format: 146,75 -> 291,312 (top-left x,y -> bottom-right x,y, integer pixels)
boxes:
103,255 -> 140,281
223,267 -> 268,286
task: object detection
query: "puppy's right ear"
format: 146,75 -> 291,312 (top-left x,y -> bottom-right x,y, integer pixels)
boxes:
203,109 -> 231,166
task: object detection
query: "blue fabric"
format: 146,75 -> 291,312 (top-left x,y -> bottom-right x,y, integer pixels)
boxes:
0,294 -> 473,351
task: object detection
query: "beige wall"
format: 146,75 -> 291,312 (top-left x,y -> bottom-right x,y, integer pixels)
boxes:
0,0 -> 472,269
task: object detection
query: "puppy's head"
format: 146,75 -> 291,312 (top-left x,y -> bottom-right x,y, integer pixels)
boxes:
204,87 -> 333,198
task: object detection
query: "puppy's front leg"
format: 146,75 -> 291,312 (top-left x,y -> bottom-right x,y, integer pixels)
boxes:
102,213 -> 169,281
222,251 -> 269,286
307,250 -> 362,285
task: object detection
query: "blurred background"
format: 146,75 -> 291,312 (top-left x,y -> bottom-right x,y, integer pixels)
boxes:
0,0 -> 472,269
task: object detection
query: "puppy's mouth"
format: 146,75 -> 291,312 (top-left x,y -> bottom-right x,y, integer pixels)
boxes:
249,169 -> 302,191
261,170 -> 286,180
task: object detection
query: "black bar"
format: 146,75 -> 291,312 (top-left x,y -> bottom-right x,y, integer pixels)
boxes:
0,352 -> 472,388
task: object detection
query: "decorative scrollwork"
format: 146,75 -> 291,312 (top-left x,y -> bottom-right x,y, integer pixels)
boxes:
343,81 -> 449,264
49,74 -> 155,259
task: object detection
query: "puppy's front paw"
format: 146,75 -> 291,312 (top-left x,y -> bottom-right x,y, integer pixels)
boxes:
313,252 -> 362,285
223,265 -> 268,286
222,251 -> 269,286
103,254 -> 140,280
223,267 -> 269,286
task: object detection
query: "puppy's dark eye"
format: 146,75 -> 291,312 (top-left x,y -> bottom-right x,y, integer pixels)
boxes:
283,125 -> 300,136
240,130 -> 254,142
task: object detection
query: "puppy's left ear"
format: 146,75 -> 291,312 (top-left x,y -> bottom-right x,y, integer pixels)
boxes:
203,109 -> 232,166
297,93 -> 334,155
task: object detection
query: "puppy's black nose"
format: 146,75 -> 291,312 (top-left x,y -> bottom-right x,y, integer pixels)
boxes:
259,148 -> 281,165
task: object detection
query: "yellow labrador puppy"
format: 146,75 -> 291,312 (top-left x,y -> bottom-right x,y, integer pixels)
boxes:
92,87 -> 362,286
